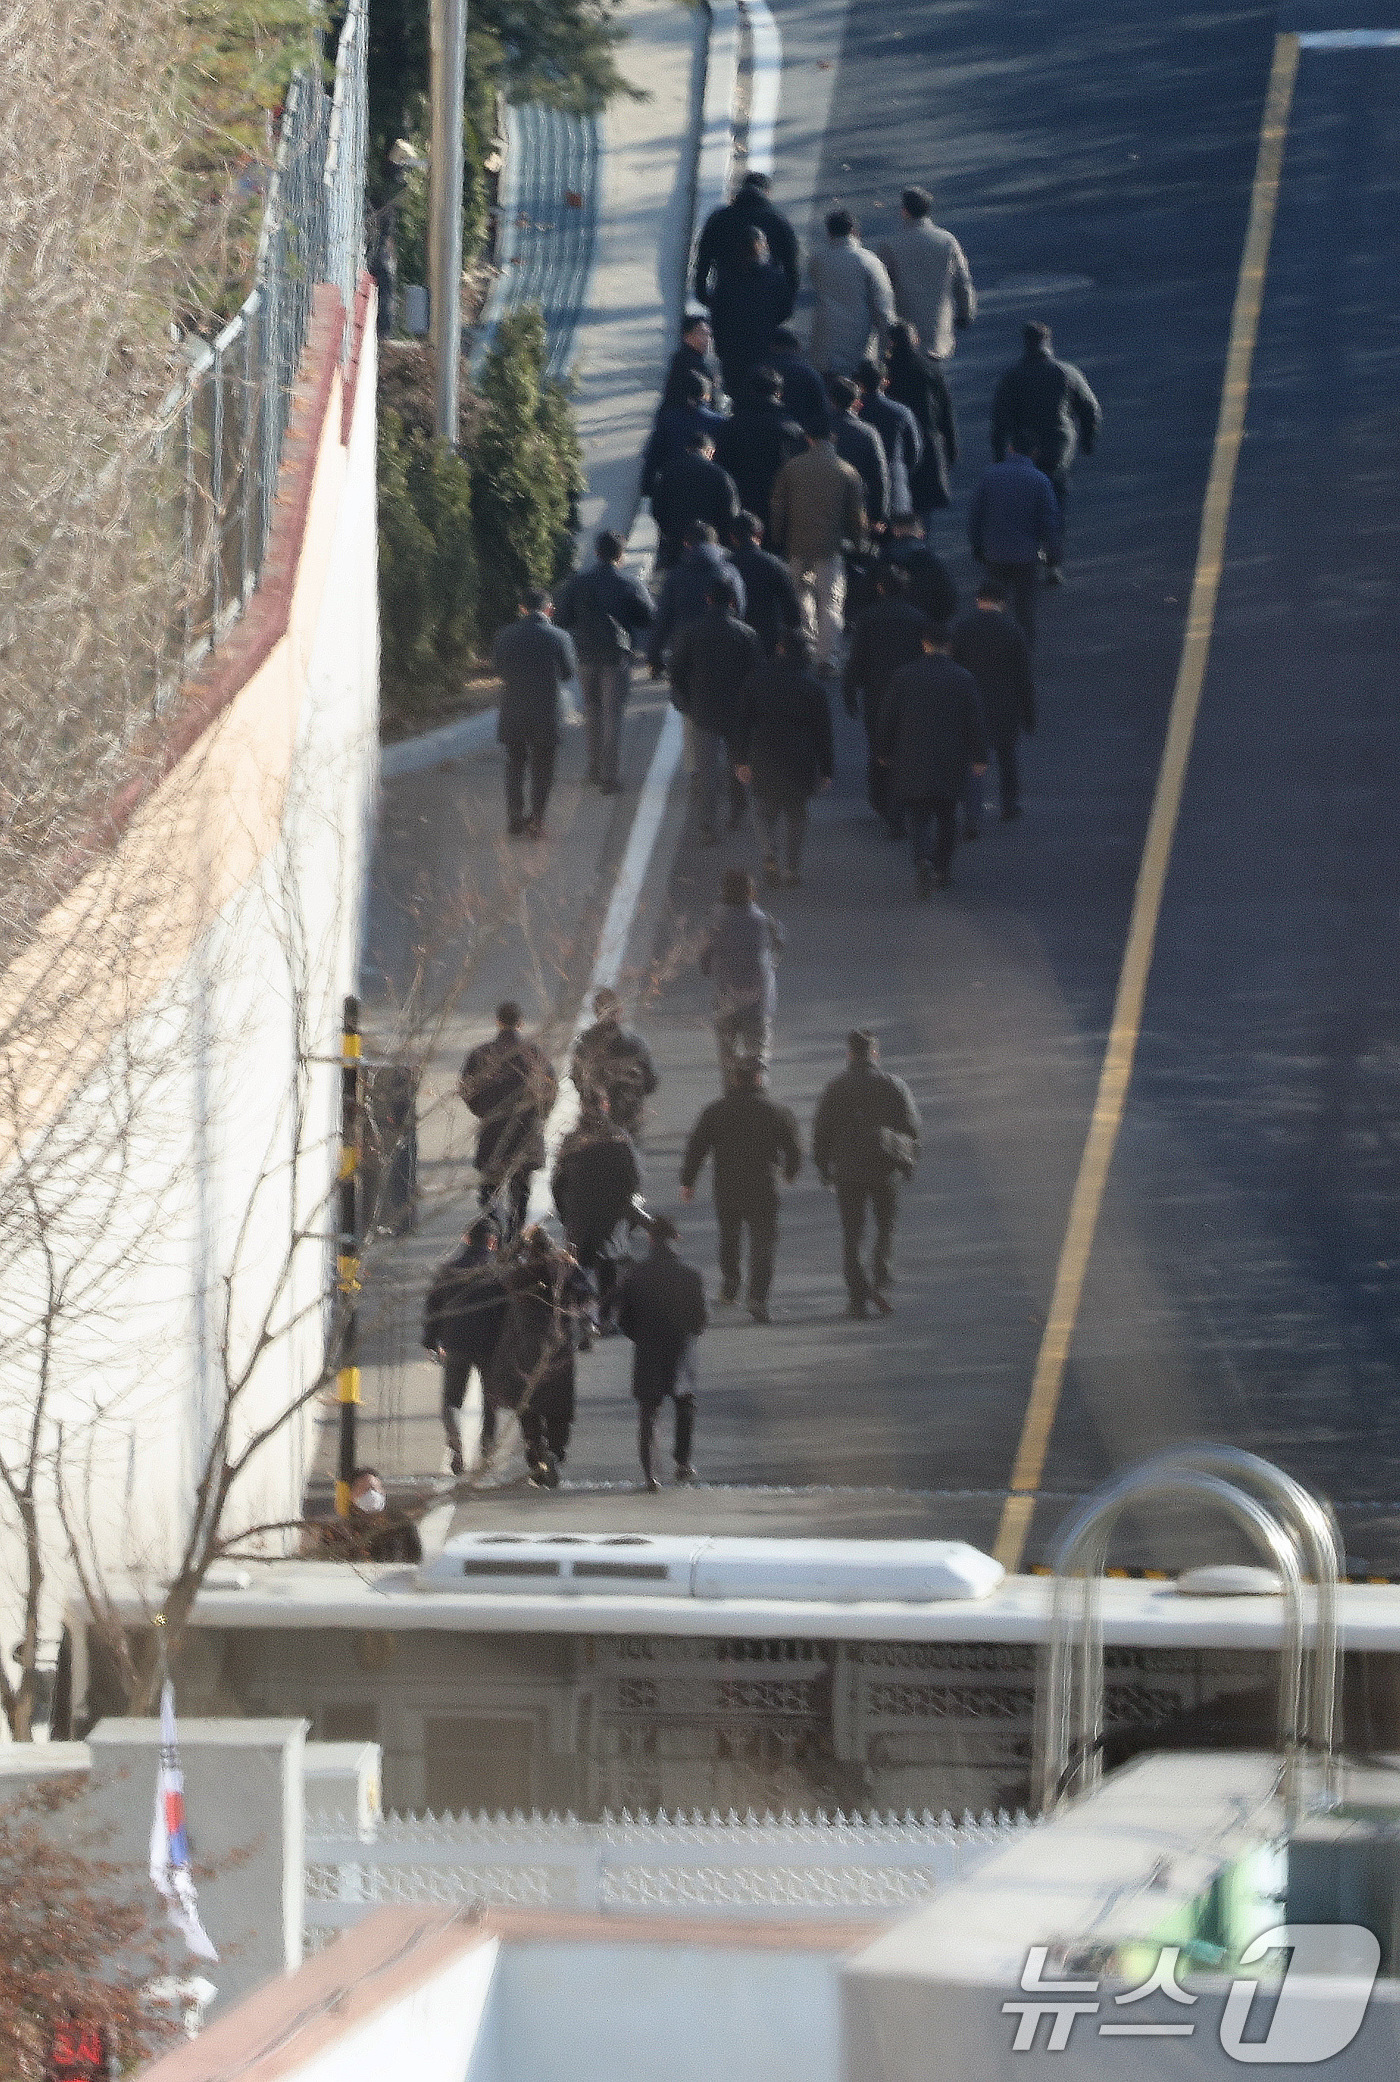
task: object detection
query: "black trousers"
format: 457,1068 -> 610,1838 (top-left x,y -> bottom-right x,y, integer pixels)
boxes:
716,1190 -> 778,1306
905,795 -> 958,876
836,1178 -> 898,1304
479,1169 -> 532,1241
637,1389 -> 697,1480
505,735 -> 557,826
987,561 -> 1038,646
442,1356 -> 496,1454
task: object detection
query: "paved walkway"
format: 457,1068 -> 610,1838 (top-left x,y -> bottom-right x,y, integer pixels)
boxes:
309,0 -> 704,1498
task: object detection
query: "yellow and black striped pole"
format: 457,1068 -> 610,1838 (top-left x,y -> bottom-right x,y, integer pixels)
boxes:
334,994 -> 362,1518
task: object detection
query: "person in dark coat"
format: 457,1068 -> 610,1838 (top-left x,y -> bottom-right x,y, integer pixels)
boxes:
486,1227 -> 592,1488
713,367 -> 805,534
878,512 -> 958,627
616,1214 -> 708,1489
694,171 -> 801,313
708,225 -> 795,406
950,576 -> 1036,828
320,1468 -> 423,1563
553,530 -> 655,794
813,1029 -> 922,1317
491,591 -> 578,837
967,432 -> 1061,644
878,625 -> 987,894
734,627 -> 834,886
766,327 -> 830,439
570,987 -> 659,1136
827,375 -> 890,537
647,524 -> 747,671
651,433 -> 741,571
842,564 -> 930,837
668,584 -> 764,841
423,1216 -> 509,1473
459,1001 -> 559,1237
550,1097 -> 644,1326
661,311 -> 725,410
991,321 -> 1101,565
854,359 -> 923,519
640,370 -> 728,505
729,511 -> 803,657
680,1058 -> 802,1322
884,320 -> 958,535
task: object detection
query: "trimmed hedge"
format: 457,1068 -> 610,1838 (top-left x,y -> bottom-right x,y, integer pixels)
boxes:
377,307 -> 584,723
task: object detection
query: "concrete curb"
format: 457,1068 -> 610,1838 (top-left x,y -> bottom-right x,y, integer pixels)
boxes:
696,0 -> 739,235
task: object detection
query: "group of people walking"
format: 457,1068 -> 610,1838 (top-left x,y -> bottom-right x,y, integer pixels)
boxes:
433,169 -> 1105,1493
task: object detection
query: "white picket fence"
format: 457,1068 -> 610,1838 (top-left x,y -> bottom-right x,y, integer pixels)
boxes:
304,1805 -> 1035,1930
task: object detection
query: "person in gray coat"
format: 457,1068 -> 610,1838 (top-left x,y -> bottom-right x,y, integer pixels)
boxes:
808,208 -> 896,376
875,186 -> 976,363
878,625 -> 987,895
491,591 -> 579,837
699,866 -> 784,1083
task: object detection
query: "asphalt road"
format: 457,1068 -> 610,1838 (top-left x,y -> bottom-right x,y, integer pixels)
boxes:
370,1 -> 1400,1571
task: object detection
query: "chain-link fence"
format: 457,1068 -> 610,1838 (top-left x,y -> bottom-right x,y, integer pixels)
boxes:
160,0 -> 367,679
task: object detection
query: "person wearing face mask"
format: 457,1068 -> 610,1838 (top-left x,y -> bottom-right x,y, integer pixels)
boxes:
321,1468 -> 424,1562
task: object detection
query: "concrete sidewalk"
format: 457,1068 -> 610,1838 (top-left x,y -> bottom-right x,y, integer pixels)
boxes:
310,0 -> 706,1498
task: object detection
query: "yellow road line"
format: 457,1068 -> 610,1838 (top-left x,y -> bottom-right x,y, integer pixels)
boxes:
992,32 -> 1302,1574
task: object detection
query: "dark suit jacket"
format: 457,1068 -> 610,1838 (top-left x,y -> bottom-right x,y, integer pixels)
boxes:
878,653 -> 988,802
491,614 -> 577,743
617,1244 -> 708,1403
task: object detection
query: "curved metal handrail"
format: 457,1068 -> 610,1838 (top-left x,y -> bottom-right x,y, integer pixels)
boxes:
1034,1469 -> 1305,1825
1133,1446 -> 1340,1796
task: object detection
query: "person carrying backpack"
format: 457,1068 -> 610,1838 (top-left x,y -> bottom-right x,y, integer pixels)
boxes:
813,1029 -> 921,1317
554,531 -> 656,793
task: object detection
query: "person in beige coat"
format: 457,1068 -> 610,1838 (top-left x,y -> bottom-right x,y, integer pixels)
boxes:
768,434 -> 867,672
875,186 -> 975,363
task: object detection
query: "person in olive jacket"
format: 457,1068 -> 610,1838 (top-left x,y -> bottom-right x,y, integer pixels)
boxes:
680,1058 -> 802,1323
813,1029 -> 922,1317
734,627 -> 834,886
950,576 -> 1036,828
878,624 -> 987,895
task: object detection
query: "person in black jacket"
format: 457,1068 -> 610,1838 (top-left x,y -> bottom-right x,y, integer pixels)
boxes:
827,375 -> 890,537
646,524 -> 747,672
553,531 -> 655,794
734,627 -> 835,886
813,1030 -> 922,1316
550,1097 -> 644,1327
459,1002 -> 560,1236
713,367 -> 804,533
842,565 -> 929,837
491,591 -> 578,837
486,1227 -> 592,1488
651,433 -> 741,570
694,171 -> 800,313
708,225 -> 795,406
570,987 -> 659,1136
662,311 -> 726,409
616,1214 -> 708,1489
990,321 -> 1101,569
640,370 -> 728,504
668,583 -> 764,841
423,1216 -> 509,1473
885,320 -> 958,534
729,511 -> 803,657
680,1058 -> 802,1322
878,625 -> 987,895
766,327 -> 830,439
878,512 -> 958,626
950,577 -> 1036,828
